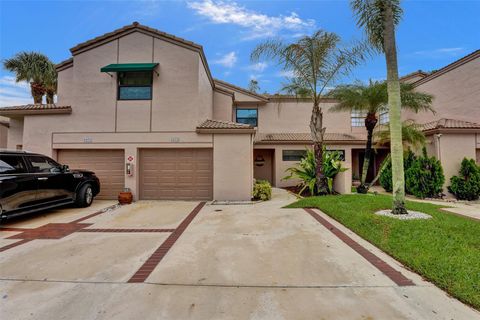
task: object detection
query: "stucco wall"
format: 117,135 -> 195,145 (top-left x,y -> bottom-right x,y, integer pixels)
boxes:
431,133 -> 477,196
213,91 -> 233,121
257,100 -> 353,134
6,118 -> 23,150
403,57 -> 480,123
0,118 -> 8,148
213,133 -> 253,200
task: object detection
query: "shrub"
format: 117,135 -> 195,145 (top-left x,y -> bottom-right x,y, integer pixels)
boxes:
379,150 -> 416,193
405,148 -> 445,198
448,158 -> 480,200
252,180 -> 272,201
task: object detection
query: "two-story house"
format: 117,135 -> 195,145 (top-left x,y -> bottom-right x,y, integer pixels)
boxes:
1,23 -> 479,200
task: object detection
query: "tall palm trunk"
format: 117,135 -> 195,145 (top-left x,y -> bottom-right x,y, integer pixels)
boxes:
358,112 -> 378,193
310,102 -> 328,194
383,2 -> 407,214
30,82 -> 45,104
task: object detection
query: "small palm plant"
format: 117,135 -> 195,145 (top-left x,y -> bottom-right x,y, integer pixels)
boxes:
284,149 -> 347,196
329,80 -> 433,193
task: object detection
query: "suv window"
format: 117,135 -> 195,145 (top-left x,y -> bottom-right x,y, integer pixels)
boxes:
28,156 -> 60,173
0,155 -> 28,174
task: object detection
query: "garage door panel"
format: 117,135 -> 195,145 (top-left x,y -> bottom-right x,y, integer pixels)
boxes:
58,149 -> 125,200
139,148 -> 213,200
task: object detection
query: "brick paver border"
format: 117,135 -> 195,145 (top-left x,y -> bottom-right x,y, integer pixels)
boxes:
304,208 -> 415,287
78,228 -> 175,233
128,202 -> 206,283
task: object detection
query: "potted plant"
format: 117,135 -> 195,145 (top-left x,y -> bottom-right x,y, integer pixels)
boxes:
118,187 -> 133,205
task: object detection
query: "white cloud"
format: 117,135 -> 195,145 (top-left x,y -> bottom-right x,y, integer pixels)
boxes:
212,51 -> 237,68
276,70 -> 296,78
187,0 -> 316,39
413,47 -> 466,57
248,62 -> 268,72
0,76 -> 32,107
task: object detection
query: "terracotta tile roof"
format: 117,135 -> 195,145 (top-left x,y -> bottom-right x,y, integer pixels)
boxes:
70,22 -> 202,54
0,104 -> 70,111
0,104 -> 72,116
254,132 -> 367,143
213,79 -> 269,102
197,119 -> 254,130
422,118 -> 480,131
400,70 -> 429,82
56,58 -> 73,71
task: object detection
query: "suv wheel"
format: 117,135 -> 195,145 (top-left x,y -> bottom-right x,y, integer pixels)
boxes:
76,184 -> 94,208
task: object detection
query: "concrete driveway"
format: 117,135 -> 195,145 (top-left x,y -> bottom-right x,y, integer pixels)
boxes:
1,190 -> 478,319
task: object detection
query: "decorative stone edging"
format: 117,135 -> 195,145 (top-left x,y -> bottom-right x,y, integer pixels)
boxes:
375,209 -> 432,220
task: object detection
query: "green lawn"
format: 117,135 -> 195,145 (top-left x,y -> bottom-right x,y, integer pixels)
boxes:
287,194 -> 480,310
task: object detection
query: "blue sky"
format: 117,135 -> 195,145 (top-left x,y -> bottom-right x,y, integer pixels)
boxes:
0,0 -> 478,106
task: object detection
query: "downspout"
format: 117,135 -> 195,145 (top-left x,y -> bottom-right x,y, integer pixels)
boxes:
435,133 -> 442,161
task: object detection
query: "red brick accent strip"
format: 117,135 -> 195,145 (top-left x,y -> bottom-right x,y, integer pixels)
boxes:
70,204 -> 119,223
0,239 -> 33,253
128,202 -> 206,283
78,228 -> 175,233
0,227 -> 30,232
7,223 -> 92,240
304,208 -> 415,287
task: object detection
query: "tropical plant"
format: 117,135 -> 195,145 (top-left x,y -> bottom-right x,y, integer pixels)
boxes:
329,80 -> 433,193
252,180 -> 272,201
370,120 -> 426,187
3,51 -> 56,104
380,149 -> 416,193
248,79 -> 260,93
251,30 -> 367,195
351,0 -> 407,214
448,158 -> 480,200
405,148 -> 445,198
283,149 -> 347,195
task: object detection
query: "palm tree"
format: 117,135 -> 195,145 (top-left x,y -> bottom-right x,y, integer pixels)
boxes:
369,120 -> 426,187
44,61 -> 57,104
248,79 -> 260,93
3,51 -> 54,104
329,80 -> 433,193
251,30 -> 367,194
351,0 -> 407,214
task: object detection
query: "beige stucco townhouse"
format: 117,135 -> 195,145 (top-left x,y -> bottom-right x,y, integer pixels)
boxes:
1,23 -> 479,200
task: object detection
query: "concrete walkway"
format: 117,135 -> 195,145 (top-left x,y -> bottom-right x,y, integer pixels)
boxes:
0,190 -> 478,319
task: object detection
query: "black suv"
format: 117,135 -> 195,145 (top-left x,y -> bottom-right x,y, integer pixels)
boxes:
0,150 -> 101,221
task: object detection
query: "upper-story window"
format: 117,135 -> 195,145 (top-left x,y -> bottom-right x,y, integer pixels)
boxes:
351,110 -> 366,127
379,109 -> 389,124
118,71 -> 152,100
236,108 -> 258,127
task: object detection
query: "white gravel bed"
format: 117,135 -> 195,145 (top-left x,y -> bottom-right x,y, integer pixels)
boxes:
375,209 -> 432,220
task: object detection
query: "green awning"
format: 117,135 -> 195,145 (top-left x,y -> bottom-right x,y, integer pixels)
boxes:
100,63 -> 158,72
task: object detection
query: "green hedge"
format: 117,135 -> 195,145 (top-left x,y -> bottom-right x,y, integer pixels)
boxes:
405,149 -> 444,198
448,158 -> 480,200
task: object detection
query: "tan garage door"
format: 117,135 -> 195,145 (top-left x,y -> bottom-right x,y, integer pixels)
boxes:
57,149 -> 125,200
140,148 -> 213,200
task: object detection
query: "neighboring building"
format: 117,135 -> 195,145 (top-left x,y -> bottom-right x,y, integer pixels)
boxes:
0,23 -> 478,200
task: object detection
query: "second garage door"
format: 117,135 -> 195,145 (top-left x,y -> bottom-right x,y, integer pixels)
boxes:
57,149 -> 125,200
140,148 -> 213,200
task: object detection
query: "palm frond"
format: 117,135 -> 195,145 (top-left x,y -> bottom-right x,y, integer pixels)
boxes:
351,0 -> 403,52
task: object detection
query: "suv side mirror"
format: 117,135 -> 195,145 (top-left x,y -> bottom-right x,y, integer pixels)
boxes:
62,164 -> 70,172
